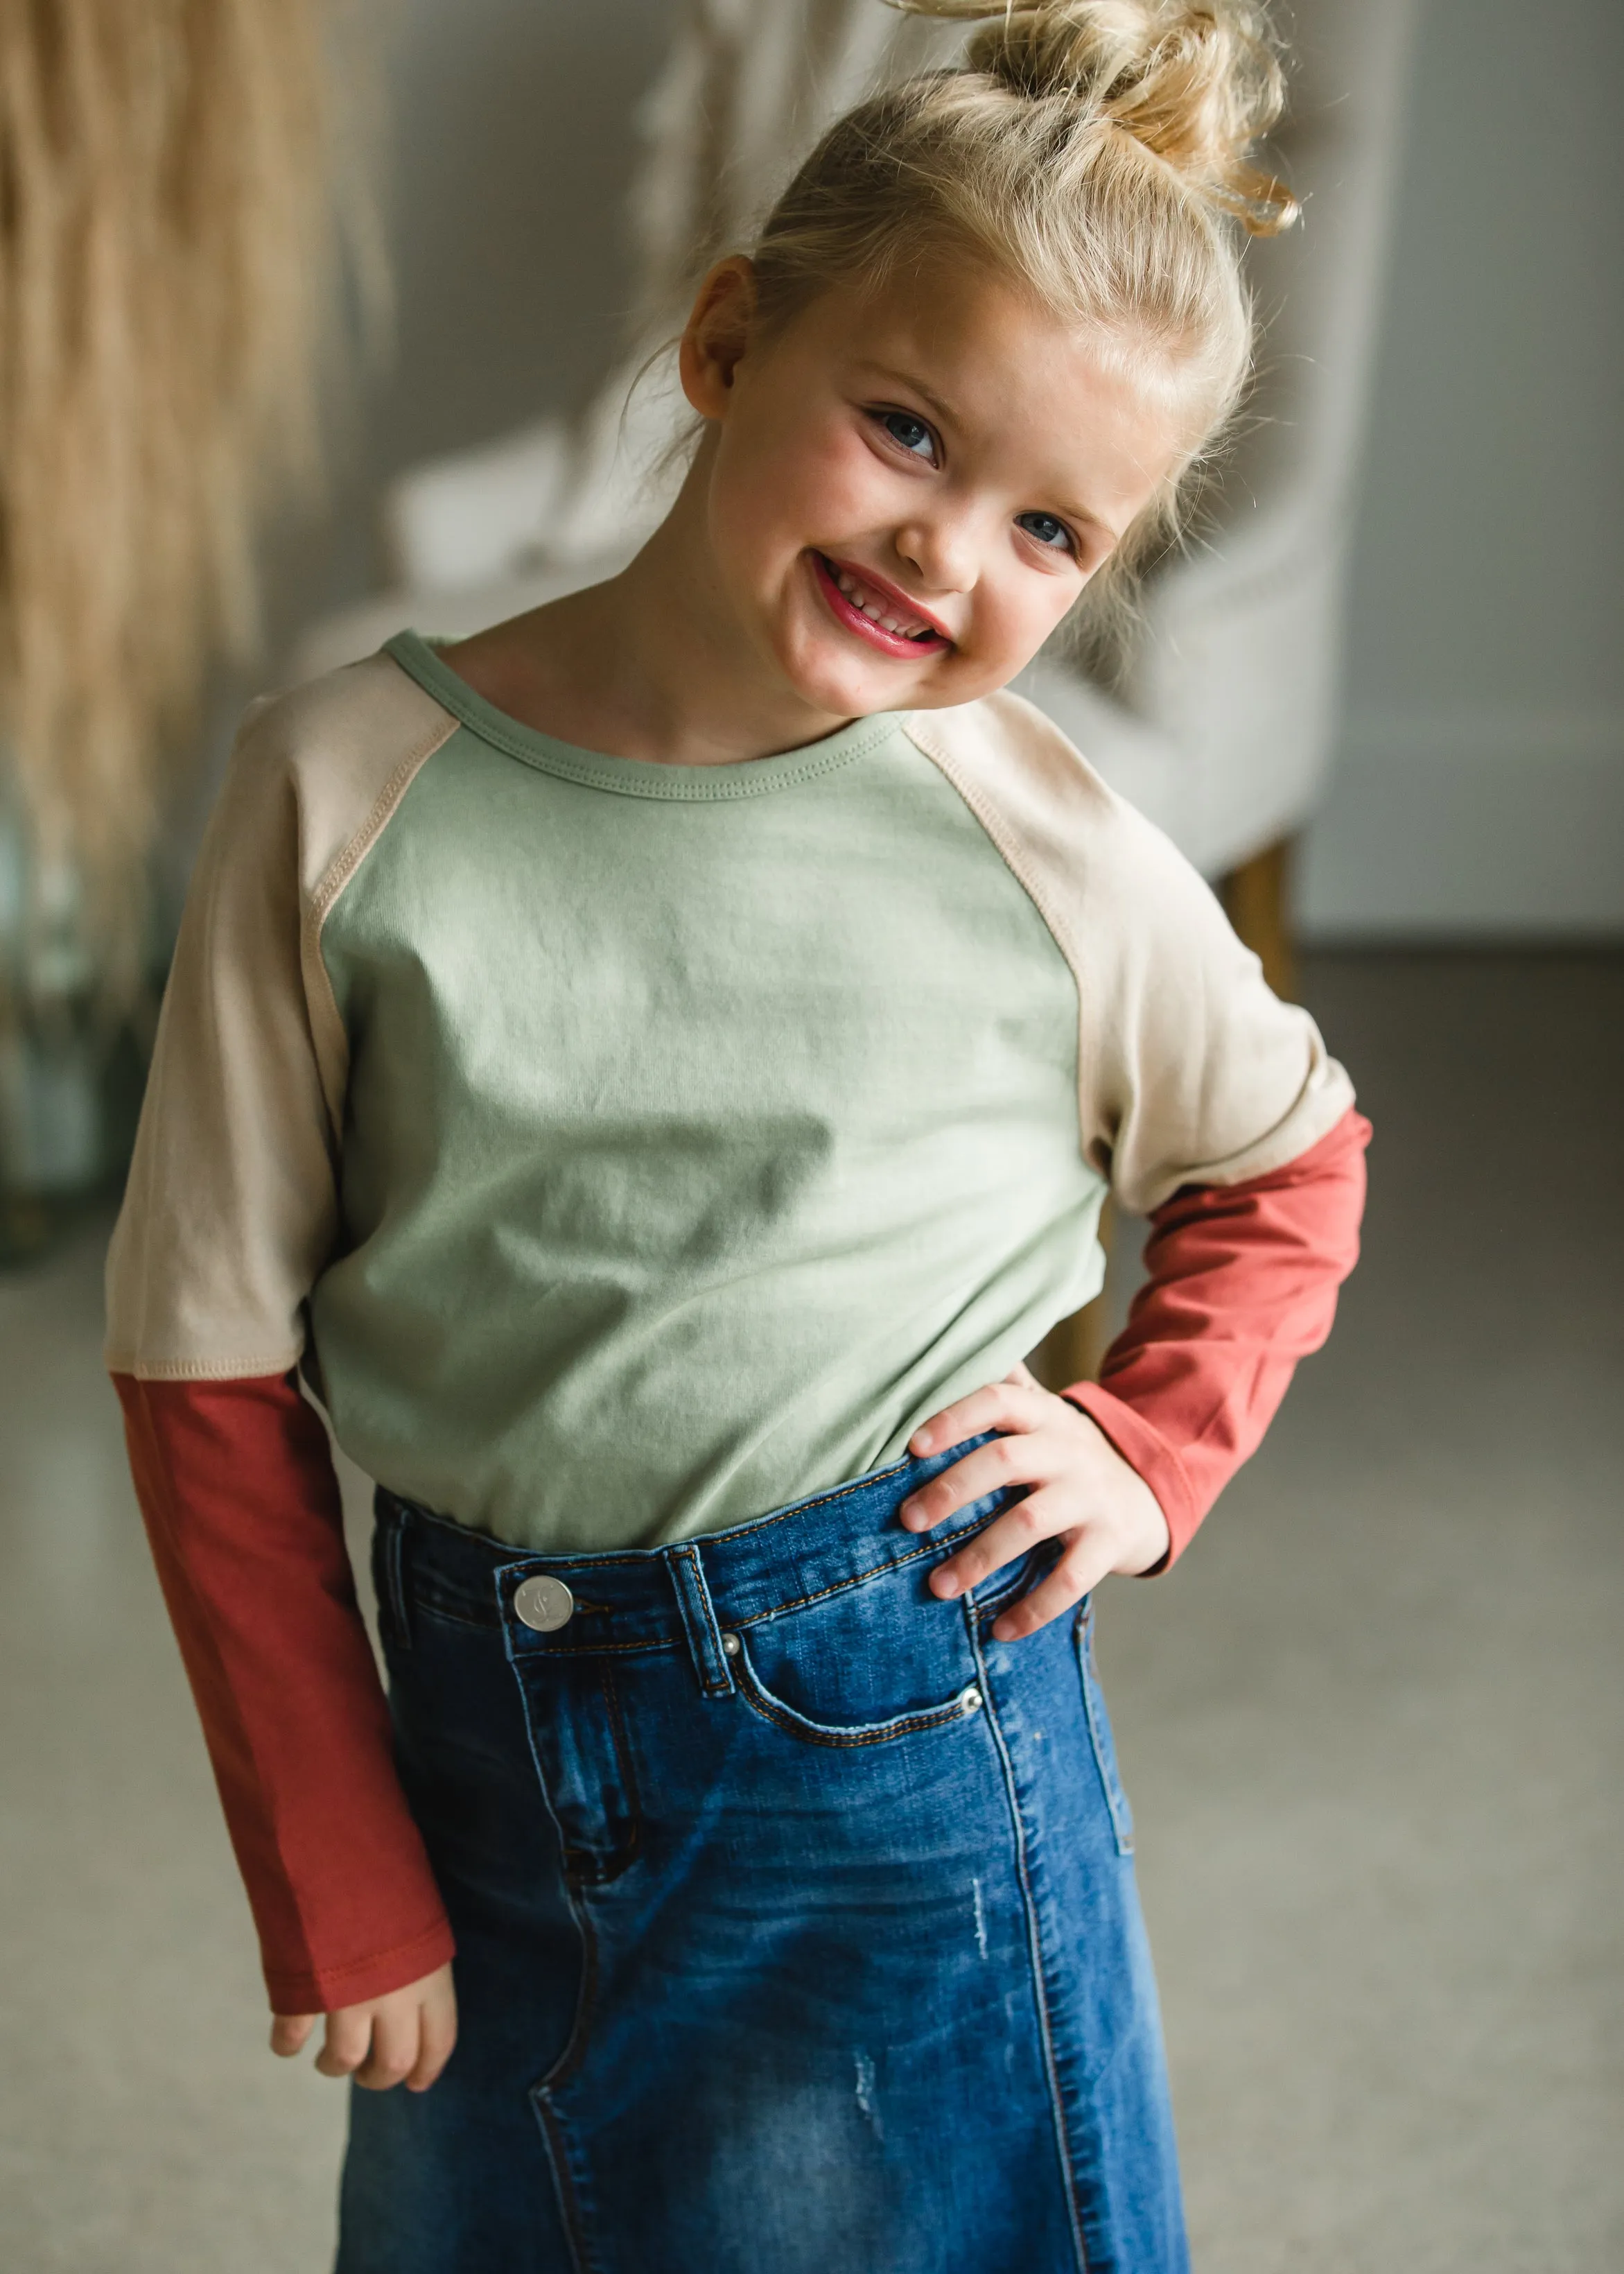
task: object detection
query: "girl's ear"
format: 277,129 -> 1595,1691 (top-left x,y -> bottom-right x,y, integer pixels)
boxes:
679,258 -> 758,421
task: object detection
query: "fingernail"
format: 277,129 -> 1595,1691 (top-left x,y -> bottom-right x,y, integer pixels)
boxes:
912,1428 -> 934,1452
934,1570 -> 963,1599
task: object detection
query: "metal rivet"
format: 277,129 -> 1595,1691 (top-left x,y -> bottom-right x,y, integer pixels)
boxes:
722,1631 -> 742,1658
959,1685 -> 983,1715
514,1574 -> 575,1632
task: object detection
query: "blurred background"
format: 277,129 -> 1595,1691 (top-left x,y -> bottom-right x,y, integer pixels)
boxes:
1,2 -> 1619,2268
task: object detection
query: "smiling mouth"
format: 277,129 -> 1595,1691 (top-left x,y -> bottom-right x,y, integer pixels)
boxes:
810,553 -> 952,657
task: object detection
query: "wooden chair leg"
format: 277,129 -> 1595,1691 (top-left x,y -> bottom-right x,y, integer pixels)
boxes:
1221,835 -> 1297,1001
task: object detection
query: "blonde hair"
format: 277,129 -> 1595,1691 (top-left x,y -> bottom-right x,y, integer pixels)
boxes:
749,0 -> 1295,618
0,0 -> 379,989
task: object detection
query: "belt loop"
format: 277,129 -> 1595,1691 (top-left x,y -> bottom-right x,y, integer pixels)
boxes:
371,1487 -> 414,1654
665,1543 -> 736,1699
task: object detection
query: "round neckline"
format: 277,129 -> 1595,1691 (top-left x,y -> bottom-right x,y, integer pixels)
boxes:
385,629 -> 900,803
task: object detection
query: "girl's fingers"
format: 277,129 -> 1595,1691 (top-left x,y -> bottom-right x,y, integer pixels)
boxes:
292,1970 -> 457,2092
908,1375 -> 1050,1461
313,2006 -> 373,2081
270,2013 -> 315,2058
408,1980 -> 459,2093
991,1537 -> 1110,1642
356,2001 -> 423,2092
900,1430 -> 1050,1534
927,1485 -> 1067,1599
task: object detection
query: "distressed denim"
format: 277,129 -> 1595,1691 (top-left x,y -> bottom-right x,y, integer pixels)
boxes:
338,1438 -> 1187,2274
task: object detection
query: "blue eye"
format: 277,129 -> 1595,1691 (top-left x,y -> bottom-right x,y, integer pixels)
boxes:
875,408 -> 936,461
1017,511 -> 1074,554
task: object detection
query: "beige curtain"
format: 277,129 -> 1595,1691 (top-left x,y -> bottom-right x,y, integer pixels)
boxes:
0,0 -> 379,980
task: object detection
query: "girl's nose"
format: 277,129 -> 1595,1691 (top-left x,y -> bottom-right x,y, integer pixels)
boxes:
893,515 -> 978,597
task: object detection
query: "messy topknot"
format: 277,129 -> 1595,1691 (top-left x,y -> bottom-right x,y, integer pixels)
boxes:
748,1 -> 1297,601
953,0 -> 1295,234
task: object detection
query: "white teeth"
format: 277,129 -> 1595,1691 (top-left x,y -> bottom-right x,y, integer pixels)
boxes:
828,558 -> 934,639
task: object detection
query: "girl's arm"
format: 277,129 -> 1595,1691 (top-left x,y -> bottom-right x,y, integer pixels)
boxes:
902,1104 -> 1368,1626
898,695 -> 1369,1624
115,1369 -> 454,2019
105,659 -> 462,2029
1065,1103 -> 1371,1565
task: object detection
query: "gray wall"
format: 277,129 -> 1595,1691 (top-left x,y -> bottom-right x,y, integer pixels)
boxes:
1299,0 -> 1624,936
295,0 -> 1623,938
276,0 -> 670,639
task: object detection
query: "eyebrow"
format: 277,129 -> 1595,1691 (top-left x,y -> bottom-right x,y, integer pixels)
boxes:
857,360 -> 959,426
854,361 -> 1120,546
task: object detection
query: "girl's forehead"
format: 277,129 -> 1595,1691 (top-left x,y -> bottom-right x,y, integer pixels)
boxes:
805,263 -> 1074,372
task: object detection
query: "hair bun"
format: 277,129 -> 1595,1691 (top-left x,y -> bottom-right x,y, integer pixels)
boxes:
891,0 -> 1297,234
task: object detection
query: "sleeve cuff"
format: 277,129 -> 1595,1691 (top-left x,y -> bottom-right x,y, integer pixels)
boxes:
263,1911 -> 456,2017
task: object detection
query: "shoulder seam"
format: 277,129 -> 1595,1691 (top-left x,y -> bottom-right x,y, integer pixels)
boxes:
902,706 -> 1101,1125
900,711 -> 1083,949
300,709 -> 460,1132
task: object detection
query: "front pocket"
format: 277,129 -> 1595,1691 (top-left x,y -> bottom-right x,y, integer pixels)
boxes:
970,1545 -> 1055,1626
1075,1602 -> 1135,1855
731,1628 -> 985,1750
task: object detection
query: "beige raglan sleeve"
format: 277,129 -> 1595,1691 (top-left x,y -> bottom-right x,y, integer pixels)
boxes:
906,691 -> 1355,1215
1065,796 -> 1354,1214
106,654 -> 457,1377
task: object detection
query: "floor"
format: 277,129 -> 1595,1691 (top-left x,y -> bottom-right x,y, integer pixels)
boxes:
1,951 -> 1620,2272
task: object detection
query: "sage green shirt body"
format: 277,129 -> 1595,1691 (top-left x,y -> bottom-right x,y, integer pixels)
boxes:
308,632 -> 1103,1550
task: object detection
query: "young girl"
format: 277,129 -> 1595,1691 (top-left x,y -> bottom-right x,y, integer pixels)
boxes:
108,3 -> 1368,2267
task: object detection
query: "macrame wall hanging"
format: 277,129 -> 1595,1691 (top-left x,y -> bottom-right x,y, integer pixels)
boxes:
0,0 -> 377,983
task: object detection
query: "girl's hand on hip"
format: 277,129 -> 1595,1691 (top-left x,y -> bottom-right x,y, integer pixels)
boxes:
900,1364 -> 1171,1641
270,1961 -> 457,2092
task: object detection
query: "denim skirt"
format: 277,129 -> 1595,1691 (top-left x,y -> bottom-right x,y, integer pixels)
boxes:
338,1437 -> 1187,2274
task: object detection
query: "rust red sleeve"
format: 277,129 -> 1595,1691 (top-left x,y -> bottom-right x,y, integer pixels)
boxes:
114,1371 -> 453,2014
1065,1104 -> 1371,1564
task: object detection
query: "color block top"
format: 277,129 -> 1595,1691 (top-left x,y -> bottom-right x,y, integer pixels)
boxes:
107,632 -> 1352,1557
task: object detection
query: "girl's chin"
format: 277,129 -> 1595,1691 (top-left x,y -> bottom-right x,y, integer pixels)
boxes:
779,621 -> 938,718
785,662 -> 907,722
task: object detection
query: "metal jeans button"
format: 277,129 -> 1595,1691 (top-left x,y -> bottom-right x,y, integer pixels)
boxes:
514,1574 -> 575,1632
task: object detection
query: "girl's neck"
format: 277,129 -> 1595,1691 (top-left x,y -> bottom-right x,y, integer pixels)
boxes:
445,449 -> 857,768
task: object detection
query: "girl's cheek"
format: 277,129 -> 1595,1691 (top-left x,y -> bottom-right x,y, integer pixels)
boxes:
954,579 -> 1067,691
763,417 -> 894,540
988,560 -> 1075,660
717,419 -> 837,551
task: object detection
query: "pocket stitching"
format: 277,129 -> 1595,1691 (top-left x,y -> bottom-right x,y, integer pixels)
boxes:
970,1547 -> 1045,1623
731,1635 -> 977,1750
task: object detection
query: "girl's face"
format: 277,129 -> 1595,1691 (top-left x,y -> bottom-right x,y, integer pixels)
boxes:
680,257 -> 1194,721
